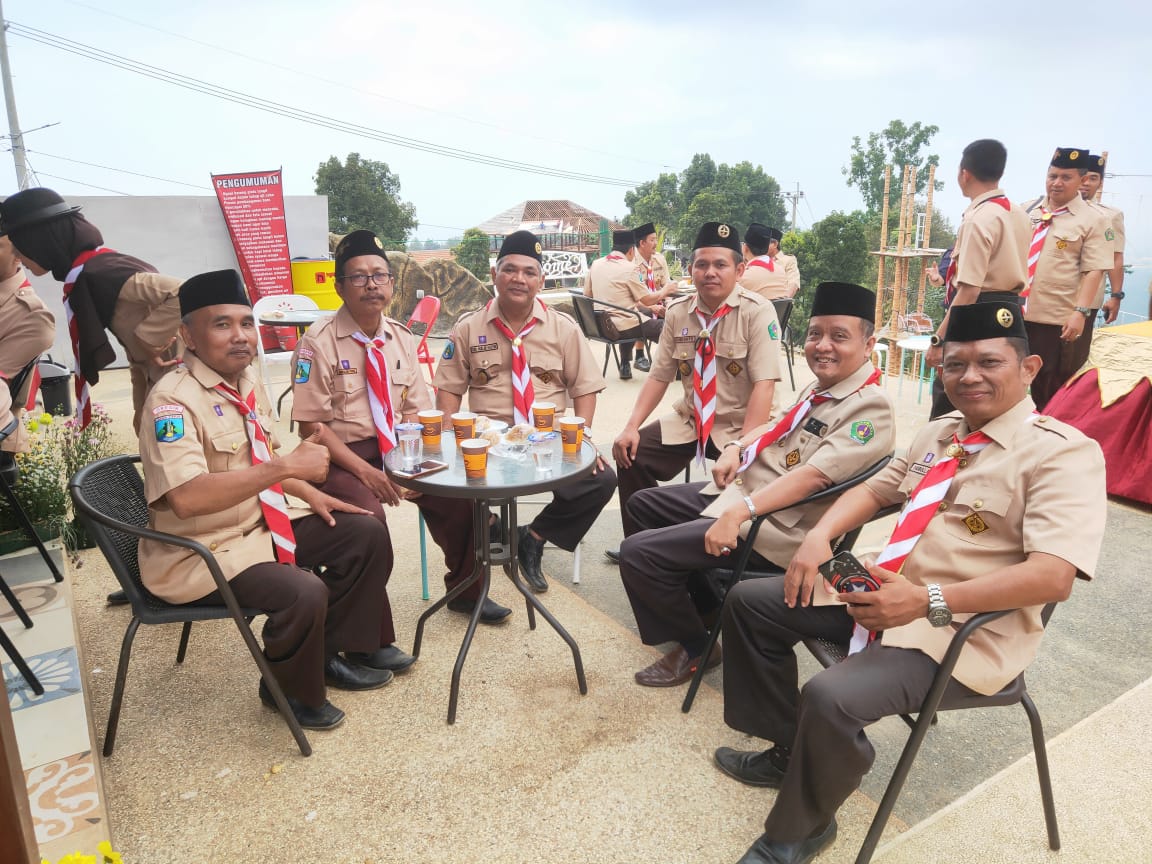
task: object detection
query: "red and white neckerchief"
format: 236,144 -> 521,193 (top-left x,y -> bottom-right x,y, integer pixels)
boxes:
945,195 -> 1011,307
1022,203 -> 1069,313
738,368 -> 883,473
214,382 -> 296,565
62,247 -> 114,428
692,303 -> 734,464
350,330 -> 397,455
746,254 -> 775,273
643,259 -> 656,292
489,299 -> 544,426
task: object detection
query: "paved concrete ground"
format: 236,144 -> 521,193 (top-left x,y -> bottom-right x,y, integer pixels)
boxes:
62,339 -> 1152,861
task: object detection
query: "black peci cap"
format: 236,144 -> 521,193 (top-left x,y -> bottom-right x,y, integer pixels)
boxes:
693,221 -> 741,254
944,301 -> 1027,343
0,188 -> 82,236
179,269 -> 251,317
497,229 -> 543,262
632,222 -> 656,239
334,229 -> 389,275
612,229 -> 636,249
1085,153 -> 1106,175
1050,147 -> 1088,169
810,282 -> 876,323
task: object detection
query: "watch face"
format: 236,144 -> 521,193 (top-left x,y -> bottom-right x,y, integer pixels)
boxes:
928,605 -> 953,627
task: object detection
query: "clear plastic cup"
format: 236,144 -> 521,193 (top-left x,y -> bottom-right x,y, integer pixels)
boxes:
396,422 -> 423,471
528,431 -> 557,473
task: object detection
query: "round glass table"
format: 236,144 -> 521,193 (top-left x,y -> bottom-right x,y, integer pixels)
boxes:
385,432 -> 598,723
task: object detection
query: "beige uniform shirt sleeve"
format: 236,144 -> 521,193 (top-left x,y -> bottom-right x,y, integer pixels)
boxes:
0,271 -> 55,452
780,254 -> 800,295
1109,207 -> 1125,254
431,314 -> 475,398
115,272 -> 184,352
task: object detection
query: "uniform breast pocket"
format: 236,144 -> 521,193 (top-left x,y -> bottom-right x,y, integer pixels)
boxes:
332,377 -> 370,417
530,349 -> 566,390
717,340 -> 749,379
1050,231 -> 1083,259
944,485 -> 1012,548
471,361 -> 502,386
775,431 -> 816,471
209,429 -> 249,471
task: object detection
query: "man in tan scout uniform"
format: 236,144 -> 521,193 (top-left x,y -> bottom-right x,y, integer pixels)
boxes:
435,230 -> 617,594
713,301 -> 1106,864
291,230 -> 510,633
631,222 -> 676,372
0,188 -> 182,433
773,231 -> 800,298
927,139 -> 1032,418
739,223 -> 791,301
618,281 -> 893,688
1020,147 -> 1112,411
139,269 -> 394,732
609,222 -> 779,560
583,229 -> 666,379
1081,152 -> 1127,324
0,236 -> 54,453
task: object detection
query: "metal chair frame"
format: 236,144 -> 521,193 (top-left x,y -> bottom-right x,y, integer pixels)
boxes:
770,297 -> 797,391
568,292 -> 653,376
69,455 -> 312,757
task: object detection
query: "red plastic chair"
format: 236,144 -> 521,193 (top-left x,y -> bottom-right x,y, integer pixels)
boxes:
406,295 -> 441,388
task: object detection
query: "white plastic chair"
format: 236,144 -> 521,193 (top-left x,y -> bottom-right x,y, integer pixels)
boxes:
252,294 -> 320,420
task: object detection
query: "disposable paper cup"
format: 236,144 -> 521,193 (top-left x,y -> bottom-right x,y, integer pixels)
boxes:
451,411 -> 477,444
531,401 -> 557,430
460,438 -> 490,479
418,409 -> 443,447
559,416 -> 584,454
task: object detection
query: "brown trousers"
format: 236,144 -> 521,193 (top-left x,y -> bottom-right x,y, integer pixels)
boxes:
722,577 -> 975,843
189,512 -> 391,708
1025,312 -> 1096,412
616,421 -> 719,536
318,438 -> 481,613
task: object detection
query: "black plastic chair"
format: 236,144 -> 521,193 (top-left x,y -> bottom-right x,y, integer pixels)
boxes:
569,292 -> 652,376
69,455 -> 312,757
820,601 -> 1064,864
770,298 -> 796,391
681,455 -> 894,712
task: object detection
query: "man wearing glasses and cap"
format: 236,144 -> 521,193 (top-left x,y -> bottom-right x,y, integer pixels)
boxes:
435,230 -> 616,594
713,301 -> 1105,864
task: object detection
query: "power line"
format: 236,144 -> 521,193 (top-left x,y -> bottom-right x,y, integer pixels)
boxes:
57,0 -> 676,173
23,148 -> 208,189
32,169 -> 128,194
8,22 -> 647,188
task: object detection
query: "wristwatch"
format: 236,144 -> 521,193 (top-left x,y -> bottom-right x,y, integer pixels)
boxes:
1109,292 -> 1126,300
1074,306 -> 1094,318
723,440 -> 743,450
925,583 -> 953,627
929,334 -> 943,347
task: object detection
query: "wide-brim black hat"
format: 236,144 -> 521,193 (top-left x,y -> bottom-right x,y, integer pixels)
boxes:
0,188 -> 82,237
497,230 -> 543,262
944,301 -> 1027,343
810,282 -> 876,323
334,229 -> 389,274
179,269 -> 252,317
693,221 -> 741,254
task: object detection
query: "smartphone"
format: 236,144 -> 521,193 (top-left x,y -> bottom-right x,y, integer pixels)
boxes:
391,459 -> 449,479
818,551 -> 881,594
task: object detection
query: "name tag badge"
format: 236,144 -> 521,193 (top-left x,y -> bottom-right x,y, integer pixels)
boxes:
803,417 -> 828,437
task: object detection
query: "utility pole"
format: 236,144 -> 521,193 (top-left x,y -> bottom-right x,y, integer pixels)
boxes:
783,182 -> 804,230
0,1 -> 30,190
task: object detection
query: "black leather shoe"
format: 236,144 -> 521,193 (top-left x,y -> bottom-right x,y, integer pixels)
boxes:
258,679 -> 345,731
517,526 -> 548,592
734,821 -> 837,864
345,645 -> 416,673
489,512 -> 503,544
447,596 -> 512,624
634,355 -> 652,372
324,654 -> 393,690
106,589 -> 129,606
619,360 -> 633,380
604,548 -> 620,564
714,746 -> 789,788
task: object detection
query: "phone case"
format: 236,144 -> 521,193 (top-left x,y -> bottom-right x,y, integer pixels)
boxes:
392,460 -> 449,479
819,551 -> 882,593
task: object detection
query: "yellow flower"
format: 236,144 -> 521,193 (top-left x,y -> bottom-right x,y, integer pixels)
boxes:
40,412 -> 53,424
98,841 -> 123,864
27,420 -> 39,432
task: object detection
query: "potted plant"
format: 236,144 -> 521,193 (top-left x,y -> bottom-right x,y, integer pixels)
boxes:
60,404 -> 123,550
0,412 -> 68,555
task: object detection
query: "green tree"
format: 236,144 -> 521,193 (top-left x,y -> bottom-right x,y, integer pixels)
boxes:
680,153 -> 718,205
623,172 -> 681,230
452,227 -> 492,279
843,120 -> 942,214
787,210 -> 875,335
315,153 -> 418,249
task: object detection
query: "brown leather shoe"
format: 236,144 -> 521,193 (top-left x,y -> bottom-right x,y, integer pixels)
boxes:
634,643 -> 721,687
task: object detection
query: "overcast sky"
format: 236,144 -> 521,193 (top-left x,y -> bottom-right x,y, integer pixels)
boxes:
4,0 -> 1150,299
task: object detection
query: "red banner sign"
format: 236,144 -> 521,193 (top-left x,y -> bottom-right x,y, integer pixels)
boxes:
212,169 -> 293,348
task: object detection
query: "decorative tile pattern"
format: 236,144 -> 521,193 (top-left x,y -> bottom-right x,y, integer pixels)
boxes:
0,580 -> 64,623
4,645 -> 81,711
25,751 -> 101,843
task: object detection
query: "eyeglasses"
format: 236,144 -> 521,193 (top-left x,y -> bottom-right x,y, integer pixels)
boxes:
340,272 -> 393,287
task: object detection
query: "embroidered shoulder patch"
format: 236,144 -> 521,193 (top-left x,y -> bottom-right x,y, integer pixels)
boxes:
849,420 -> 875,445
767,320 -> 780,340
1105,228 -> 1115,241
442,340 -> 455,360
294,359 -> 311,384
154,413 -> 184,443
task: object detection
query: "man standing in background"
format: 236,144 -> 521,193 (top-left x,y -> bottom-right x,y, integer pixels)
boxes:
1081,153 -> 1126,324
